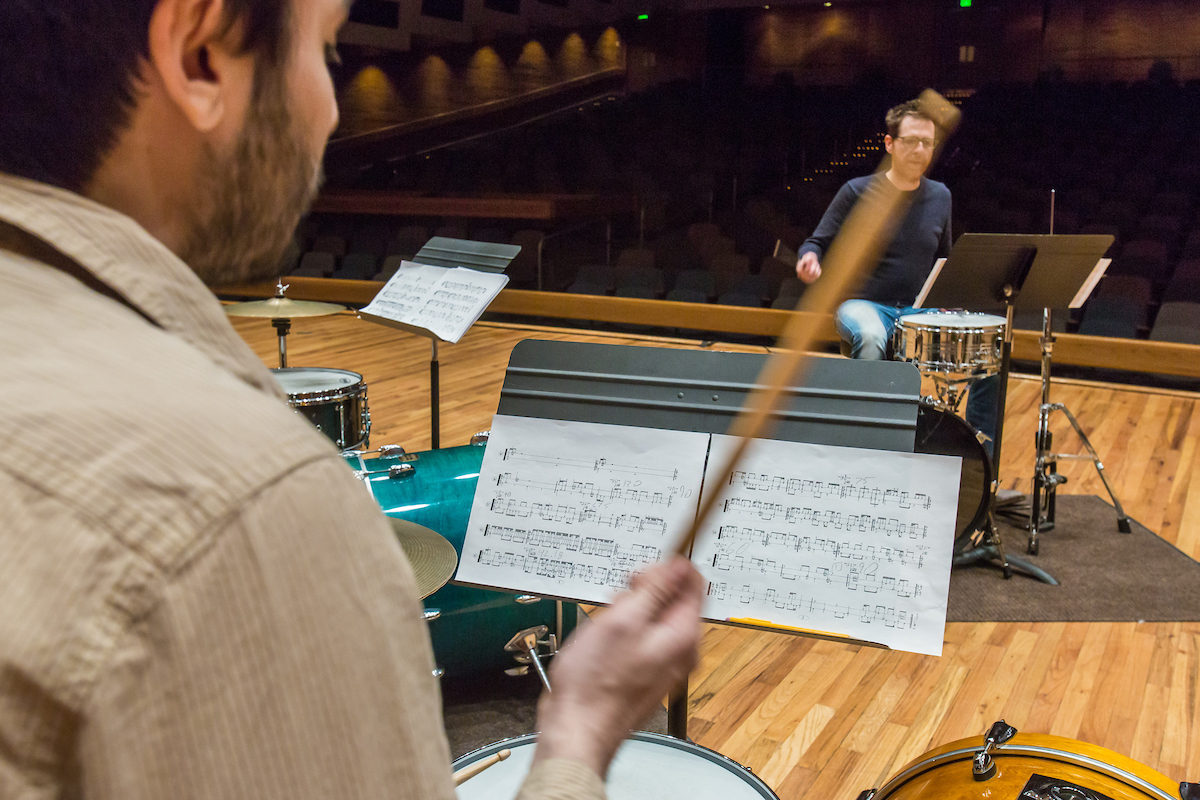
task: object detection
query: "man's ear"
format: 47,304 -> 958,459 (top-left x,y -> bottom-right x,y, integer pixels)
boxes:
883,134 -> 894,155
146,0 -> 253,133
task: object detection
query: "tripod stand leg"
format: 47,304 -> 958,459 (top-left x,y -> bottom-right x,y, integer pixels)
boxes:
1054,405 -> 1132,533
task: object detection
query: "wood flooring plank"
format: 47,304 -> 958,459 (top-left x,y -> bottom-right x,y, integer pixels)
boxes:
757,703 -> 837,789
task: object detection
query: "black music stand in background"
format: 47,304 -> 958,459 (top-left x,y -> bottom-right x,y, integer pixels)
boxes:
410,237 -> 520,448
922,233 -> 1115,584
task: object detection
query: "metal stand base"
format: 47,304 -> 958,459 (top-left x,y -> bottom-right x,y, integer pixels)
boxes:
954,512 -> 1059,585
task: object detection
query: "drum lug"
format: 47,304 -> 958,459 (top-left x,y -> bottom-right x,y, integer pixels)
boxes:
432,666 -> 445,679
423,608 -> 442,622
470,431 -> 491,446
378,444 -> 406,458
514,594 -> 542,604
388,463 -> 415,480
855,792 -> 876,800
973,720 -> 1018,782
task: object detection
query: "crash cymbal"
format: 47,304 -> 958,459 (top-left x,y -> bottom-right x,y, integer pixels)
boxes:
224,296 -> 347,318
388,518 -> 459,600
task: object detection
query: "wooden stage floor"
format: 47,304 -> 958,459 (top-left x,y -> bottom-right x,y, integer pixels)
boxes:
233,313 -> 1200,795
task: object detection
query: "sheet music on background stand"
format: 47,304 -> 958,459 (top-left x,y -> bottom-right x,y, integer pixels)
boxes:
358,237 -> 519,448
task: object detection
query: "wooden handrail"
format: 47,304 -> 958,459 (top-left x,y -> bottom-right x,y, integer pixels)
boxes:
216,278 -> 1200,379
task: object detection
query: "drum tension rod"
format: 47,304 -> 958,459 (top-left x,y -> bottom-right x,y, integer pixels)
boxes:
505,625 -> 554,692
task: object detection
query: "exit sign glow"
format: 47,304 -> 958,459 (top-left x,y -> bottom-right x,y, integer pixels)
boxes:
960,0 -> 972,6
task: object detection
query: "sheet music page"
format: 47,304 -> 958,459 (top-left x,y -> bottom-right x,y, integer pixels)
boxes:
360,262 -> 508,342
691,435 -> 961,656
455,415 -> 711,604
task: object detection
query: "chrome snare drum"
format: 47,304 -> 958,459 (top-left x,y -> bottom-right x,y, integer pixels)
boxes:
893,311 -> 1006,379
272,367 -> 370,451
454,731 -> 780,799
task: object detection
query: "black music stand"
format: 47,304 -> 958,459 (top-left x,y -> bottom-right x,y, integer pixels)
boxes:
494,340 -> 924,741
410,237 -> 520,448
921,233 -> 1114,584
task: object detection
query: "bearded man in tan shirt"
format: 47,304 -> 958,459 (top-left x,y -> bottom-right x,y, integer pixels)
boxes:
0,1 -> 704,798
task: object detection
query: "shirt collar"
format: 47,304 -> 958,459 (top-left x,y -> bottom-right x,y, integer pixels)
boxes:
0,172 -> 284,398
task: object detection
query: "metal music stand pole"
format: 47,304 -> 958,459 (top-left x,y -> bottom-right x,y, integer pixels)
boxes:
431,338 -> 441,450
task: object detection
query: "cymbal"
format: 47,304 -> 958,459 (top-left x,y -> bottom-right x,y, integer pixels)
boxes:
224,296 -> 347,319
388,518 -> 459,600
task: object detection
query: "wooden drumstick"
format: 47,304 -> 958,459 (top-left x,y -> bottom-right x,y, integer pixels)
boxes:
452,749 -> 512,786
672,89 -> 961,558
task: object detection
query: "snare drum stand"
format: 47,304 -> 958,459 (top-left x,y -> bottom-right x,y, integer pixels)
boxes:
1026,309 -> 1131,555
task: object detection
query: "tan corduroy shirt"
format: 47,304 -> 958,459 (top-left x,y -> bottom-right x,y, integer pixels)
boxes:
0,173 -> 604,800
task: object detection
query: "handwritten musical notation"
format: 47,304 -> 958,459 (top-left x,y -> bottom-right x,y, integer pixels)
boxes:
692,434 -> 961,656
455,415 -> 711,604
359,262 -> 508,343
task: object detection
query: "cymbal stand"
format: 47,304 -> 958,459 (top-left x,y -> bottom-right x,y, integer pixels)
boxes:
1026,308 -> 1131,554
952,274 -> 1059,584
271,280 -> 291,368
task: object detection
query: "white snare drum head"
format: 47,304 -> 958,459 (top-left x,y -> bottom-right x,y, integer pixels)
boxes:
270,367 -> 362,397
455,733 -> 776,800
899,311 -> 1006,329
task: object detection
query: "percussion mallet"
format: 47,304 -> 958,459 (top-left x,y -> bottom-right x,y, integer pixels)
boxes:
671,89 -> 962,559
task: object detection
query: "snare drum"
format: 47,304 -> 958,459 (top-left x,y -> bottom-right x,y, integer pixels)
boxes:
893,311 -> 1006,378
454,731 -> 779,799
272,367 -> 370,451
346,444 -> 579,678
860,722 -> 1181,799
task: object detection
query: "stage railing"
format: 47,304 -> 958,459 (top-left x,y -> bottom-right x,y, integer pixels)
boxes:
216,278 -> 1200,380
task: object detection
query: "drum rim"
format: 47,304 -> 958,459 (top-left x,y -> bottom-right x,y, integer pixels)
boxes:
898,310 -> 1007,325
452,731 -> 780,798
271,367 -> 366,403
870,735 -> 1179,800
914,403 -> 993,539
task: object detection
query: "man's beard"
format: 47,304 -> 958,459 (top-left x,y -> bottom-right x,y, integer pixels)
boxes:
180,66 -> 323,287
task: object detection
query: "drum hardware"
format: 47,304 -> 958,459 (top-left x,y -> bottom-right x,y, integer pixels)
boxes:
423,608 -> 441,621
471,431 -> 491,445
514,595 -> 542,604
432,666 -> 445,679
1028,308 -> 1131,555
355,463 -> 414,481
344,444 -> 406,458
272,367 -> 371,452
972,720 -> 1017,781
452,731 -> 781,799
505,625 -> 556,692
224,280 -> 347,368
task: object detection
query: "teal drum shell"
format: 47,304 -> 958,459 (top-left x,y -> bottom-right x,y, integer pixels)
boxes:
346,444 -> 578,677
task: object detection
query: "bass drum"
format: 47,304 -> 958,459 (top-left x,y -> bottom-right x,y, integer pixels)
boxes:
860,723 -> 1183,800
913,403 -> 991,541
346,443 -> 578,678
455,731 -> 779,800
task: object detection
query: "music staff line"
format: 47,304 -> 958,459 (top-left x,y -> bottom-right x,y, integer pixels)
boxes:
721,498 -> 929,539
487,497 -> 672,534
475,549 -> 637,591
730,470 -> 933,511
708,552 -> 924,598
707,582 -> 920,629
482,523 -> 662,566
714,525 -> 929,566
494,472 -> 683,508
502,448 -> 681,480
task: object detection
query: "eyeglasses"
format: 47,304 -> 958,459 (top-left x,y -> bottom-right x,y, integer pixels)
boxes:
894,136 -> 936,150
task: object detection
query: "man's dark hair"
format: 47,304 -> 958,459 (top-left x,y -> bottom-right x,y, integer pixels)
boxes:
0,1 -> 290,192
885,99 -> 935,139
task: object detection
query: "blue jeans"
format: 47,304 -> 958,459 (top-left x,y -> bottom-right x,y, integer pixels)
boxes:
836,300 -> 999,457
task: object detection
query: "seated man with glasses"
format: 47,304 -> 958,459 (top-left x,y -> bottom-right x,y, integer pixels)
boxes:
796,99 -> 999,453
